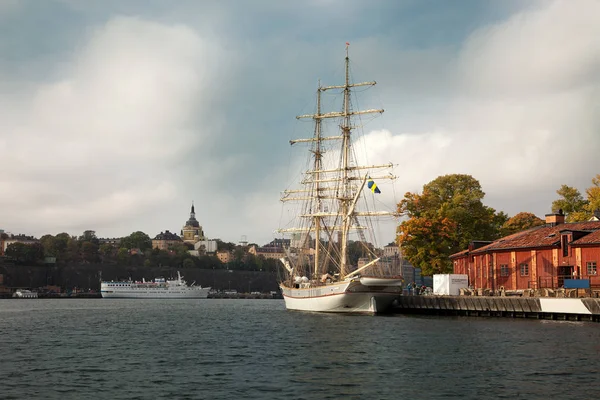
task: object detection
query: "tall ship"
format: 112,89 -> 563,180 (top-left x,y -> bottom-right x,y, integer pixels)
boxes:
278,44 -> 403,313
101,271 -> 210,299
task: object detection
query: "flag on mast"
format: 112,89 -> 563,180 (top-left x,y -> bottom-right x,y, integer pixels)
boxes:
367,177 -> 381,194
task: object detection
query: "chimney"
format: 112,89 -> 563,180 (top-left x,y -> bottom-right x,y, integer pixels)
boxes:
545,209 -> 565,226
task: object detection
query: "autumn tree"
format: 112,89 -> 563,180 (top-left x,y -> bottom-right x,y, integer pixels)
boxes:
584,174 -> 600,216
500,212 -> 545,236
396,174 -> 506,276
551,184 -> 587,222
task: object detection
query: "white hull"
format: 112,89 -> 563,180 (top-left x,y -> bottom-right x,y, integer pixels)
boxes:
280,280 -> 401,313
101,287 -> 210,299
13,290 -> 38,299
101,271 -> 210,299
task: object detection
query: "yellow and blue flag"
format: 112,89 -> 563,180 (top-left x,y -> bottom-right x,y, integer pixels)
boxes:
367,177 -> 381,194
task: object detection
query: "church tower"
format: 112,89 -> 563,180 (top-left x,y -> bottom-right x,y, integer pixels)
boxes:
181,202 -> 205,244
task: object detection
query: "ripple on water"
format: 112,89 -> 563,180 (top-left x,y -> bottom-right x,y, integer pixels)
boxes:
1,300 -> 599,399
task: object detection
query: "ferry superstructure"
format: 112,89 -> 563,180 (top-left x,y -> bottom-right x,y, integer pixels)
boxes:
100,271 -> 210,299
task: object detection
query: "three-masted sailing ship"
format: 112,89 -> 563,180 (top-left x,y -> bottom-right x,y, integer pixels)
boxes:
277,44 -> 403,313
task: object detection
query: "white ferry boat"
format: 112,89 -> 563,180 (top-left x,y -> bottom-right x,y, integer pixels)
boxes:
101,271 -> 210,299
12,289 -> 38,299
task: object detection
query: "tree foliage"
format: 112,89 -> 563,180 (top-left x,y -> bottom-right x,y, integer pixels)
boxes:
396,174 -> 506,276
5,242 -> 44,263
584,174 -> 600,216
120,231 -> 152,251
500,212 -> 545,236
551,184 -> 587,222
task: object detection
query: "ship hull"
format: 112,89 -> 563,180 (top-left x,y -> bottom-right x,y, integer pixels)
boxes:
100,288 -> 210,299
280,280 -> 401,313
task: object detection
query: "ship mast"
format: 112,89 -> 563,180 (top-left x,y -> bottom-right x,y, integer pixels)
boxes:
313,82 -> 322,279
281,43 -> 394,281
339,43 -> 351,277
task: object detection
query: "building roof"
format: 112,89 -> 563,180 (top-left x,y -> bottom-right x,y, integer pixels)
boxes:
153,230 -> 182,241
451,221 -> 600,257
571,229 -> 600,246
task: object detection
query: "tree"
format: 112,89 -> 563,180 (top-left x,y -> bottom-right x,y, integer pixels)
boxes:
120,231 -> 152,251
81,241 -> 99,263
397,174 -> 505,276
5,242 -> 44,264
79,230 -> 99,245
347,240 -> 374,266
99,243 -> 117,263
117,248 -> 130,265
501,212 -> 545,236
65,236 -> 80,263
216,239 -> 236,252
551,185 -> 587,222
183,258 -> 195,268
584,174 -> 600,216
40,234 -> 57,257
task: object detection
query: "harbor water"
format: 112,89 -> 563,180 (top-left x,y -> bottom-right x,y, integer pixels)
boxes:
1,299 -> 599,399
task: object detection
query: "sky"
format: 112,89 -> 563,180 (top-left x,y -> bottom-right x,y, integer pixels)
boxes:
0,0 -> 598,246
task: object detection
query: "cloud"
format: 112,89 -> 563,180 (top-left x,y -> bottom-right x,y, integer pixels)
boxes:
0,16 -> 227,236
359,0 -> 600,225
1,0 -> 598,248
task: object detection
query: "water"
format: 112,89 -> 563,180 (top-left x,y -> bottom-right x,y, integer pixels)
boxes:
1,299 -> 599,399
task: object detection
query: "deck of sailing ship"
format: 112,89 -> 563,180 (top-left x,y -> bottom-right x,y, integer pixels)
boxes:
277,44 -> 403,313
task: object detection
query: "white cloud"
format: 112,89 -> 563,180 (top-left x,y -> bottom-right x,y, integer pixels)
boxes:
0,16 -> 226,236
360,0 -> 600,222
1,0 -> 598,247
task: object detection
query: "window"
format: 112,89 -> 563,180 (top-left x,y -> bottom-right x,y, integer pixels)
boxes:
500,264 -> 510,277
520,263 -> 529,277
587,261 -> 597,276
562,235 -> 569,257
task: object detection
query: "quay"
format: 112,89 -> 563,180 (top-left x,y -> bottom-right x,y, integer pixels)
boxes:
393,295 -> 600,322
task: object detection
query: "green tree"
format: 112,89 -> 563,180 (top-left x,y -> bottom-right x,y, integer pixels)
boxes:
120,231 -> 152,251
347,240 -> 374,266
216,239 -> 236,252
501,212 -> 545,236
81,241 -> 99,263
54,233 -> 70,260
65,236 -> 80,263
183,258 -> 195,268
40,234 -> 57,257
396,174 -> 504,275
5,242 -> 44,264
99,243 -> 117,263
79,230 -> 99,245
551,184 -> 588,222
117,248 -> 130,265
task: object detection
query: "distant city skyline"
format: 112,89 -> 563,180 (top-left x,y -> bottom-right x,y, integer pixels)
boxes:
0,0 -> 598,246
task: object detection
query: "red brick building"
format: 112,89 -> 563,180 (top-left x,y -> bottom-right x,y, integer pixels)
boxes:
451,211 -> 600,290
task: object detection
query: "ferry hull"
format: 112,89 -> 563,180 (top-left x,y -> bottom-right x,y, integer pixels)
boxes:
101,288 -> 210,299
280,280 -> 401,313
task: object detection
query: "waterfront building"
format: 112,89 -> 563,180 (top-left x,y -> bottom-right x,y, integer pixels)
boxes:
249,239 -> 289,260
383,242 -> 401,258
451,210 -> 600,290
1,234 -> 38,255
217,251 -> 232,263
98,238 -> 121,246
152,230 -> 182,250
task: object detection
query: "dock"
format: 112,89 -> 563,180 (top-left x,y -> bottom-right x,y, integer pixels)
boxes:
393,295 -> 600,322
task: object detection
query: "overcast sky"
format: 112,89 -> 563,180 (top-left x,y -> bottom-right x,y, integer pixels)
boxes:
0,0 -> 598,246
